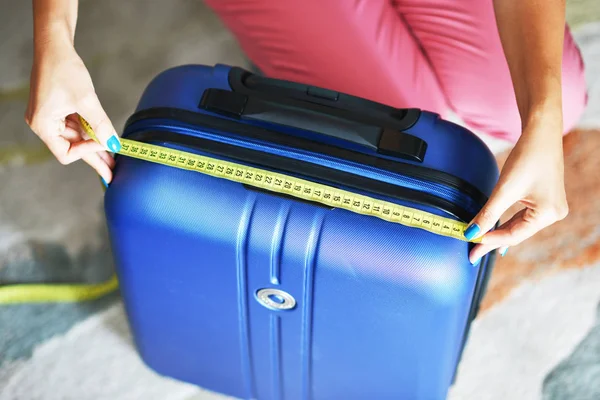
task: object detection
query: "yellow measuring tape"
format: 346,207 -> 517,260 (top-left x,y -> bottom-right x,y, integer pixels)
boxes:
0,275 -> 118,305
80,117 -> 476,242
0,115 -> 478,306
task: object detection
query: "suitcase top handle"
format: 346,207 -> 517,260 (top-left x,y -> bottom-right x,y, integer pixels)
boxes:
227,67 -> 420,129
199,88 -> 427,163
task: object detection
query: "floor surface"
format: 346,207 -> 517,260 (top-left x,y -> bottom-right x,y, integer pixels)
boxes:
1,1 -> 599,399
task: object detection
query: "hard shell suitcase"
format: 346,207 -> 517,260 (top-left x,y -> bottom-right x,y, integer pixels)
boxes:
104,64 -> 499,400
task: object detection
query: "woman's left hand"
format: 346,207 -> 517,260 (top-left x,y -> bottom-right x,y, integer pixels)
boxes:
464,112 -> 569,263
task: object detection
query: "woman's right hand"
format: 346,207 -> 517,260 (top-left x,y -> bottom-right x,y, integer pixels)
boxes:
25,33 -> 119,184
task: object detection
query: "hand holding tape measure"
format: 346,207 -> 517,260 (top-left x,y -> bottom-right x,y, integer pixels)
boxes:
0,115 -> 479,305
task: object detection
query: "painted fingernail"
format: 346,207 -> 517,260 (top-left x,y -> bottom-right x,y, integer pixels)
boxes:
464,224 -> 480,240
500,248 -> 508,257
100,177 -> 108,188
470,257 -> 481,266
107,135 -> 121,153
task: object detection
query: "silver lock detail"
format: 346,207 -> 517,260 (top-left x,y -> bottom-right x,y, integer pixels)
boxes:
256,288 -> 296,311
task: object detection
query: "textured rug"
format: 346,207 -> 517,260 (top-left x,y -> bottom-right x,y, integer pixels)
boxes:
1,1 -> 599,399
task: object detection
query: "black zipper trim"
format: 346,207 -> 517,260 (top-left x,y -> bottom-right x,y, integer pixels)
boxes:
125,130 -> 475,222
124,107 -> 488,208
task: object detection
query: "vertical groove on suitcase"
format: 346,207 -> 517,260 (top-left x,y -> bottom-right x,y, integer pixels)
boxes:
301,213 -> 326,400
269,203 -> 289,400
236,194 -> 258,399
270,314 -> 284,400
270,205 -> 291,286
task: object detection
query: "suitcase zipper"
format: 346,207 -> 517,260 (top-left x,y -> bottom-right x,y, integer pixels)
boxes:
125,108 -> 487,210
123,126 -> 482,222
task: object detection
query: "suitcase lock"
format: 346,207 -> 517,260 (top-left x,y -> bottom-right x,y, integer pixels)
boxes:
256,288 -> 296,311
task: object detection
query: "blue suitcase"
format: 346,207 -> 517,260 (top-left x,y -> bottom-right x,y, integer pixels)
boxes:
104,64 -> 499,399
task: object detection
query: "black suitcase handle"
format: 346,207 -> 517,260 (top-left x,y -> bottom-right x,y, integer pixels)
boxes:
199,88 -> 427,163
227,67 -> 420,128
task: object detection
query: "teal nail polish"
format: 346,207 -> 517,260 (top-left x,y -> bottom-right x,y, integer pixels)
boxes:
471,257 -> 481,266
464,224 -> 480,240
500,248 -> 508,257
100,177 -> 108,188
107,135 -> 121,153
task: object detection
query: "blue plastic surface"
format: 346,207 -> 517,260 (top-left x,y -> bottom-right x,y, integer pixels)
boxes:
105,64 -> 499,400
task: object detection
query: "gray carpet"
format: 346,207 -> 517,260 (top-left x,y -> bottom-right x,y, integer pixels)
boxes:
543,301 -> 600,400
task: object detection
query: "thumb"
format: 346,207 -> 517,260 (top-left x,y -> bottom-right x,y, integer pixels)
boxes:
464,186 -> 514,241
77,93 -> 120,153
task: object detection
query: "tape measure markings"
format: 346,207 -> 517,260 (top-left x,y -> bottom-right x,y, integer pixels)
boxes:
97,122 -> 477,243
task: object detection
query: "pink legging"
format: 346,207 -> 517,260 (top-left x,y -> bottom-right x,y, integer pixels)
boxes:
205,0 -> 587,143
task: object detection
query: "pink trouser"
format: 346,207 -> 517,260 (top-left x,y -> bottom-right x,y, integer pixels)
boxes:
205,0 -> 587,142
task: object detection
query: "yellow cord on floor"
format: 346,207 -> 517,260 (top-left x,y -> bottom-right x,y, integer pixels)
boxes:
0,158 -> 117,305
0,274 -> 119,305
0,119 -> 119,306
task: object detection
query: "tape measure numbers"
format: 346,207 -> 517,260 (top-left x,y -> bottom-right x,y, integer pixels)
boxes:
80,116 -> 478,243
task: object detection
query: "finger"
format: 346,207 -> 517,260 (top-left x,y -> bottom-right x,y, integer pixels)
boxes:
67,139 -> 106,158
41,135 -> 75,165
464,184 -> 516,241
64,117 -> 82,138
62,120 -> 115,169
469,206 -> 556,263
468,244 -> 508,264
479,208 -> 549,247
45,136 -> 104,165
82,152 -> 113,184
71,114 -> 116,168
468,209 -> 526,263
469,242 -> 500,265
76,93 -> 120,153
44,122 -> 105,164
97,150 -> 116,169
66,114 -> 93,140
